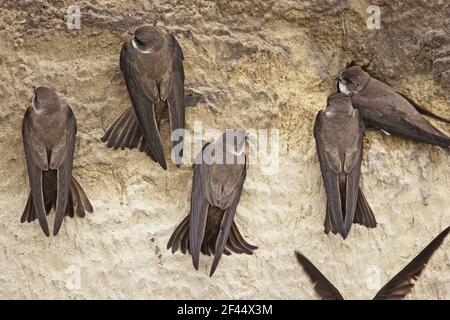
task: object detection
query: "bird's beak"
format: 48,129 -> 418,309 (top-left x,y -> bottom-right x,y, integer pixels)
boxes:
128,32 -> 134,38
337,75 -> 346,84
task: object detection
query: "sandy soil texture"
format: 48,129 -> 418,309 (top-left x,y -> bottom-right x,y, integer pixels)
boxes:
0,0 -> 448,299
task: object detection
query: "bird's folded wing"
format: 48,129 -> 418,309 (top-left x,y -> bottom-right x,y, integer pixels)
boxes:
396,91 -> 450,124
165,34 -> 185,165
353,93 -> 450,146
53,106 -> 77,236
189,145 -> 210,270
343,109 -> 365,232
314,111 -> 346,236
210,163 -> 247,276
22,108 -> 50,236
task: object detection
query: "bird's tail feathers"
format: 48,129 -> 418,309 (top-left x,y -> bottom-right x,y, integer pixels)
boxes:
101,106 -> 164,164
353,187 -> 377,229
167,214 -> 191,254
167,210 -> 257,275
21,176 -> 92,226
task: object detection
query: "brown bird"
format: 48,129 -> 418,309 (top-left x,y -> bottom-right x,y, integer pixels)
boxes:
167,129 -> 257,276
338,66 -> 450,151
314,93 -> 376,239
22,87 -> 93,236
101,26 -> 185,170
295,226 -> 450,299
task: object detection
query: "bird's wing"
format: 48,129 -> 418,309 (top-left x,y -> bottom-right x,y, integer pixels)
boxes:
22,108 -> 50,236
189,144 -> 210,270
396,91 -> 450,124
314,111 -> 346,236
359,102 -> 449,146
373,226 -> 450,300
353,86 -> 450,147
209,161 -> 247,276
295,251 -> 344,300
120,43 -> 167,169
53,106 -> 77,236
342,109 -> 364,233
164,34 -> 185,165
352,110 -> 376,228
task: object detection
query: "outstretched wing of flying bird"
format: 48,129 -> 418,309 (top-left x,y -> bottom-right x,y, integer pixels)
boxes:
373,226 -> 449,300
295,251 -> 344,300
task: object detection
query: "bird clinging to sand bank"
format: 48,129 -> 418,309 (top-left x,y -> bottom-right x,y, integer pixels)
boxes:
22,87 -> 93,236
314,92 -> 376,239
101,26 -> 185,170
338,65 -> 450,152
168,129 -> 257,276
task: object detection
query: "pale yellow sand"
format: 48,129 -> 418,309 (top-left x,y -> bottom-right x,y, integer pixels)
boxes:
0,0 -> 448,299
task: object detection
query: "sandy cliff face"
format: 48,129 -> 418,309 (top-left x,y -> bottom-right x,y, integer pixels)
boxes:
0,0 -> 448,299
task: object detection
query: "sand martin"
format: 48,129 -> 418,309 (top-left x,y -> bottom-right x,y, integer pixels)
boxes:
102,26 -> 185,169
22,87 -> 93,236
314,93 -> 376,239
296,226 -> 449,299
338,66 -> 450,151
167,129 -> 257,276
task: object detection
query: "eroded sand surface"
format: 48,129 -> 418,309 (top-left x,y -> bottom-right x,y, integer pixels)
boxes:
0,0 -> 448,299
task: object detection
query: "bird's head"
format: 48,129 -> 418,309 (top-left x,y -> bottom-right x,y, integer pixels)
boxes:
337,65 -> 370,96
32,87 -> 60,114
130,26 -> 164,53
326,92 -> 354,116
